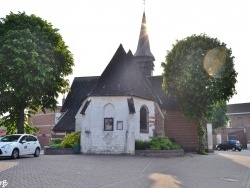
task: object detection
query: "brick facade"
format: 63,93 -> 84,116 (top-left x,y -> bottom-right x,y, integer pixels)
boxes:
29,107 -> 61,149
229,114 -> 250,128
154,103 -> 165,136
164,110 -> 198,151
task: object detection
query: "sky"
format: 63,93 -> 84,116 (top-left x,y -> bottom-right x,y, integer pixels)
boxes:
2,0 -> 250,105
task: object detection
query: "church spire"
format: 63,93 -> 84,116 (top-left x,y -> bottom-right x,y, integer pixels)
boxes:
134,10 -> 155,77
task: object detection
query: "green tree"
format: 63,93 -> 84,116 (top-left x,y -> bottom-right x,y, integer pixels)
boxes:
208,101 -> 229,129
162,34 -> 237,154
0,111 -> 39,135
0,12 -> 74,133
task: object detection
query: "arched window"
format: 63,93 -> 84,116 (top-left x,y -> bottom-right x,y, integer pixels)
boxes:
140,106 -> 149,133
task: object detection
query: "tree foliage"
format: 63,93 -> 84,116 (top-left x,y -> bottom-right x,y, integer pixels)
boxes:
208,101 -> 229,129
0,12 -> 74,133
162,34 -> 237,153
0,112 -> 39,135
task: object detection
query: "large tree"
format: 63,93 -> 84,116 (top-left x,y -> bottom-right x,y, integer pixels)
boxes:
162,34 -> 237,153
0,12 -> 74,133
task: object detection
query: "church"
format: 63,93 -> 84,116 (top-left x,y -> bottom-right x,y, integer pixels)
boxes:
53,11 -> 198,153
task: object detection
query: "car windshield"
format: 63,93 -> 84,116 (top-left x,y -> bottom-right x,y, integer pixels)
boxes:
1,135 -> 21,142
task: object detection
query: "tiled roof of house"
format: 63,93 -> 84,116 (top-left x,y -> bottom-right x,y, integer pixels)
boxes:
147,75 -> 179,110
53,76 -> 99,131
89,44 -> 159,103
227,103 -> 250,114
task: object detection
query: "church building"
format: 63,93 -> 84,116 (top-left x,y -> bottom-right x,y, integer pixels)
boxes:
53,11 -> 198,153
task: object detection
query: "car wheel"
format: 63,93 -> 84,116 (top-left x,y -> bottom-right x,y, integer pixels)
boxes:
34,147 -> 40,157
11,148 -> 19,159
232,147 -> 236,151
217,146 -> 221,151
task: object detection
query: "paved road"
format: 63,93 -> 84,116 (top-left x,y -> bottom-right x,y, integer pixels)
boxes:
0,150 -> 250,188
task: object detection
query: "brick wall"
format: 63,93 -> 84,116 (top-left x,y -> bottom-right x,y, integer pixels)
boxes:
154,103 -> 165,136
246,126 -> 250,144
164,110 -> 198,152
29,107 -> 61,149
229,114 -> 250,127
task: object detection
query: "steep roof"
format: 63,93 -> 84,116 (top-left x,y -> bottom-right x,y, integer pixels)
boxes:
134,12 -> 155,61
147,75 -> 179,110
227,103 -> 250,114
53,76 -> 99,131
89,44 -> 159,102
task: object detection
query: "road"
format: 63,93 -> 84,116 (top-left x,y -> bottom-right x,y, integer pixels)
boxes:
0,150 -> 250,188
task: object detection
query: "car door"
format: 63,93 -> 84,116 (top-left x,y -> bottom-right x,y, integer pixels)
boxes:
221,141 -> 229,150
19,136 -> 29,155
27,135 -> 38,154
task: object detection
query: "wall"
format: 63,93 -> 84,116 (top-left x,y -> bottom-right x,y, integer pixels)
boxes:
164,110 -> 198,152
228,114 -> 250,128
154,103 -> 165,136
77,96 -> 159,154
29,107 -> 61,149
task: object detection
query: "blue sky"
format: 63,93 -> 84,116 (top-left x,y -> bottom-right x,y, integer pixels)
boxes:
2,0 -> 250,104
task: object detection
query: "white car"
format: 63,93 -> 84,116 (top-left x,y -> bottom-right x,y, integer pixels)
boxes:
0,134 -> 41,159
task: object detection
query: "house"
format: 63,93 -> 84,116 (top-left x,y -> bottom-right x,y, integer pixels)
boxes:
214,103 -> 250,148
28,106 -> 62,149
53,11 -> 198,153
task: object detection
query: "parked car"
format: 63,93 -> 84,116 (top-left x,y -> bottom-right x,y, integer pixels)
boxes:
216,140 -> 242,151
0,134 -> 41,159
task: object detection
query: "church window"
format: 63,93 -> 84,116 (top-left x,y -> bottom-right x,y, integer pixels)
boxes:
140,105 -> 149,133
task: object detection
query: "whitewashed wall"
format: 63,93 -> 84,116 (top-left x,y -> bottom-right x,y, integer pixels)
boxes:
76,96 -> 156,154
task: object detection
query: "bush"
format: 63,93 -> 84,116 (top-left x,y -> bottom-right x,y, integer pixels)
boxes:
135,136 -> 181,150
50,139 -> 63,148
60,132 -> 81,148
135,140 -> 150,150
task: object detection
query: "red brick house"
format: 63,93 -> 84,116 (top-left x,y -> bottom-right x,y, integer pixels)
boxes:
28,106 -> 62,149
214,103 -> 250,148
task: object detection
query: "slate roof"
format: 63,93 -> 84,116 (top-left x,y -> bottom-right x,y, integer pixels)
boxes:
134,12 -> 155,61
89,44 -> 159,103
147,75 -> 179,111
227,103 -> 250,114
53,76 -> 99,131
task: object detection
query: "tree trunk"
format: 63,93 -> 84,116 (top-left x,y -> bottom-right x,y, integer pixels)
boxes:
197,121 -> 206,154
17,103 -> 25,134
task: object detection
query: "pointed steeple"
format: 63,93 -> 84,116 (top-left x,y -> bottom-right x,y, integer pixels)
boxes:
134,12 -> 155,60
134,11 -> 155,77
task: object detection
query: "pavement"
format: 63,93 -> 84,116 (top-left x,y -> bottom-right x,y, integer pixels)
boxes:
0,150 -> 250,188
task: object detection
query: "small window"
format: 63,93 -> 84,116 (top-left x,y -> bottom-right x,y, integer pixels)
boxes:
104,118 -> 114,131
140,106 -> 149,133
237,117 -> 243,126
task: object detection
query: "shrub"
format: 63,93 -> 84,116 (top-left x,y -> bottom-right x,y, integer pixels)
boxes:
49,139 -> 63,148
60,132 -> 81,148
135,136 -> 181,150
135,140 -> 150,150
